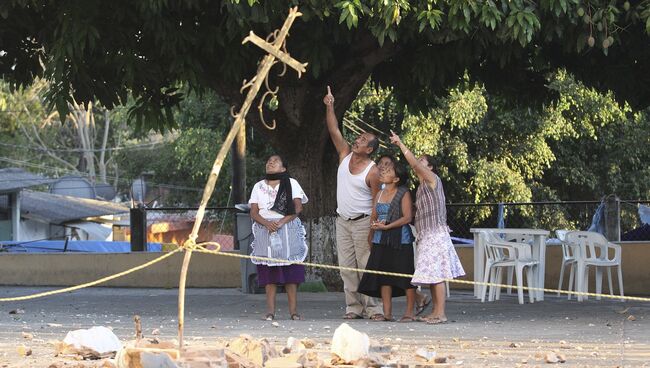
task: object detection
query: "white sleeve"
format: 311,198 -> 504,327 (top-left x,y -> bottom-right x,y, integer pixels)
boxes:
290,178 -> 308,204
248,182 -> 261,204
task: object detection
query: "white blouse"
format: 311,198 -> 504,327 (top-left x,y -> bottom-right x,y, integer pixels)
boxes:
248,178 -> 308,219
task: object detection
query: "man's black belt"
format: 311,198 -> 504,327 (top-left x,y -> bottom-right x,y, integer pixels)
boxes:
342,213 -> 369,221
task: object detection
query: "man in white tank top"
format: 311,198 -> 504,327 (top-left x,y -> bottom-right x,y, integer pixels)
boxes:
324,86 -> 383,320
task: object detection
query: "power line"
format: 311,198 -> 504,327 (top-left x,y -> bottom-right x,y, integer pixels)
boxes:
0,141 -> 164,153
0,157 -> 206,192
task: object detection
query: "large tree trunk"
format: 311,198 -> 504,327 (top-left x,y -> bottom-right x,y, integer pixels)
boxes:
219,32 -> 396,288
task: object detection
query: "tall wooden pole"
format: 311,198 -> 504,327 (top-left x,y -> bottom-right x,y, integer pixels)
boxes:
177,7 -> 307,349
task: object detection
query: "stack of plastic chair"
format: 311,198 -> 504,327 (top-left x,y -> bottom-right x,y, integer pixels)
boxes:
480,230 -> 539,304
564,231 -> 624,302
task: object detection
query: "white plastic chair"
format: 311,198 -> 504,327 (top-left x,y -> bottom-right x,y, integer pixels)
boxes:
480,230 -> 539,304
556,230 -> 578,299
501,233 -> 534,295
564,231 -> 624,302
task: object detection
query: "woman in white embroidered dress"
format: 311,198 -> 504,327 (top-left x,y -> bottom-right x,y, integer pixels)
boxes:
249,154 -> 308,321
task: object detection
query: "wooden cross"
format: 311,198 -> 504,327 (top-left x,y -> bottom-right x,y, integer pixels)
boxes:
177,7 -> 307,349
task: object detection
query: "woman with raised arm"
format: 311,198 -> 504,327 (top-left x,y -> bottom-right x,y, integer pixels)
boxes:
389,132 -> 465,324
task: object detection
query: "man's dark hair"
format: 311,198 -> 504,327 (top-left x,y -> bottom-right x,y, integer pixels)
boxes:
367,135 -> 379,154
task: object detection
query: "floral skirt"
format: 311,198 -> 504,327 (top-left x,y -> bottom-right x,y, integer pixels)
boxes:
412,226 -> 465,285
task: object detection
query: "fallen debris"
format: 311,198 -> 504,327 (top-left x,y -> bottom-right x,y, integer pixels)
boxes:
265,353 -> 306,368
117,349 -> 178,368
301,338 -> 315,349
627,315 -> 636,321
58,326 -> 122,359
22,332 -> 34,340
134,315 -> 143,340
17,345 -> 32,357
544,351 -> 566,364
9,308 -> 25,315
330,323 -> 369,363
415,347 -> 437,361
226,334 -> 277,366
283,337 -> 307,354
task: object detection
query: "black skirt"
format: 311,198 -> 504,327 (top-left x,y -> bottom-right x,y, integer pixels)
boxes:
358,243 -> 416,298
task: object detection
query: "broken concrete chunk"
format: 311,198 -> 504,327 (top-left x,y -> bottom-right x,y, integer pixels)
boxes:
116,347 -> 180,368
265,353 -> 305,368
330,323 -> 370,363
63,326 -> 122,357
415,347 -> 436,361
300,338 -> 315,349
227,334 -> 277,366
17,345 -> 32,357
544,351 -> 566,364
22,332 -> 34,340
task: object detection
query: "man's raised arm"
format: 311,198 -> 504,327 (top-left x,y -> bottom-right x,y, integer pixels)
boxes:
323,86 -> 350,162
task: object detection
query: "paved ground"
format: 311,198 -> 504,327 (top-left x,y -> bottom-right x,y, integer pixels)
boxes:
0,287 -> 648,367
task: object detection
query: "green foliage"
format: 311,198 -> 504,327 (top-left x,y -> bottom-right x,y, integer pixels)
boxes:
0,79 -> 122,181
543,71 -> 650,200
2,0 -> 650,130
114,89 -> 273,206
347,71 -> 650,227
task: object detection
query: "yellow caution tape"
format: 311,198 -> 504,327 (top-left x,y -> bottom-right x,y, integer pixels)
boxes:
197,245 -> 650,303
0,248 -> 181,302
1,240 -> 648,303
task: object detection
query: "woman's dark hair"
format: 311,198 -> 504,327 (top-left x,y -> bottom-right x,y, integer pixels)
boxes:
422,154 -> 435,171
393,161 -> 409,187
268,154 -> 288,170
377,154 -> 395,165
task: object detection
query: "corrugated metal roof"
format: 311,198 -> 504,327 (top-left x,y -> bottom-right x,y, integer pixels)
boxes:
0,168 -> 53,193
0,190 -> 129,224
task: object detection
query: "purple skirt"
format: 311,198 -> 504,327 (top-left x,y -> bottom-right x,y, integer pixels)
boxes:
256,264 -> 305,286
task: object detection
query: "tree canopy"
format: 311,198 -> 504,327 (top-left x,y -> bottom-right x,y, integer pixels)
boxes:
2,0 -> 650,216
3,1 -> 650,126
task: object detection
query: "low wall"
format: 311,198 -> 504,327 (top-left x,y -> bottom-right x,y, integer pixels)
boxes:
0,243 -> 648,295
0,251 -> 240,288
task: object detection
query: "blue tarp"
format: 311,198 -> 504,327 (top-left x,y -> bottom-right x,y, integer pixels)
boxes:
639,204 -> 650,225
587,200 -> 606,235
0,241 -> 162,253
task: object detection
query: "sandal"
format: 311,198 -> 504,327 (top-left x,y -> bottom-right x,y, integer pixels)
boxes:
426,317 -> 448,325
371,314 -> 394,322
415,295 -> 431,316
290,314 -> 303,321
343,312 -> 363,320
398,316 -> 416,323
264,313 -> 275,321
